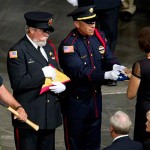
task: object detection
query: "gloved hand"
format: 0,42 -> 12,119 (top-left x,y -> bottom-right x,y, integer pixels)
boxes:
113,64 -> 126,72
42,66 -> 56,80
104,70 -> 120,80
67,0 -> 78,6
49,82 -> 66,94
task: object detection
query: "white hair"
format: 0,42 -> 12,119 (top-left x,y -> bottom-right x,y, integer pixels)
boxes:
110,111 -> 132,134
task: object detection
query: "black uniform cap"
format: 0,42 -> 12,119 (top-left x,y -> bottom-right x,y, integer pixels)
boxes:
67,5 -> 96,21
24,11 -> 54,32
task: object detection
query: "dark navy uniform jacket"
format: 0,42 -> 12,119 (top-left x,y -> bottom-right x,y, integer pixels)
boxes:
58,28 -> 119,119
0,75 -> 2,86
102,136 -> 143,150
7,36 -> 62,129
94,0 -> 121,9
78,0 -> 121,9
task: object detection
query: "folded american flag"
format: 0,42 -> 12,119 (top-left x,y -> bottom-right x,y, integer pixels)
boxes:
117,73 -> 129,81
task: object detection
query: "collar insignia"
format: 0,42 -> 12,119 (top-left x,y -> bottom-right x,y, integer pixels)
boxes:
49,52 -> 53,56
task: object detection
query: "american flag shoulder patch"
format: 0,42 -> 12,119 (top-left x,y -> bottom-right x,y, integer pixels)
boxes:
9,51 -> 18,58
63,46 -> 74,53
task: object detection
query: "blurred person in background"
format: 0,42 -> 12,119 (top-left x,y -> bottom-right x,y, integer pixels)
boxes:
120,0 -> 136,22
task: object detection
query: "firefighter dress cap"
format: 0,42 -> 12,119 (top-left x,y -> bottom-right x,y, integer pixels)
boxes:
67,5 -> 96,21
24,11 -> 54,32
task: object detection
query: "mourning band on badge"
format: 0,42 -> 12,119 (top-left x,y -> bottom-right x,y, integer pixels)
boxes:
99,46 -> 105,55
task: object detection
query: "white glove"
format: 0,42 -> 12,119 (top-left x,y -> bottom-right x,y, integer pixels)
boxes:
104,70 -> 120,80
49,82 -> 66,94
42,66 -> 56,80
113,64 -> 126,72
67,0 -> 78,6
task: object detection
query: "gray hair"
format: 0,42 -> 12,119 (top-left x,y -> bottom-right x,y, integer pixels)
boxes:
25,25 -> 30,33
146,110 -> 150,118
110,111 -> 132,134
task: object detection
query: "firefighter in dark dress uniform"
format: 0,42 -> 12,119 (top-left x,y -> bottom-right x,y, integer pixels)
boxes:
7,12 -> 66,150
67,0 -> 122,86
58,5 -> 127,150
68,0 -> 121,53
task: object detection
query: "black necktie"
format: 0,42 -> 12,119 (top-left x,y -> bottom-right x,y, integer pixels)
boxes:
37,46 -> 48,61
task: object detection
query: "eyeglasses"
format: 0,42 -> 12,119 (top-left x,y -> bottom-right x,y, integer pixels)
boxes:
82,20 -> 96,24
34,28 -> 51,34
81,19 -> 96,24
39,28 -> 51,34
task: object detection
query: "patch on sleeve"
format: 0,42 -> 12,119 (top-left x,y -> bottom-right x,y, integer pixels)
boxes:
63,46 -> 74,53
9,51 -> 18,58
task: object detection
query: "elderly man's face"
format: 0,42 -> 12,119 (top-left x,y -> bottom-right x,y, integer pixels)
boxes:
75,20 -> 95,36
29,28 -> 50,47
146,113 -> 150,132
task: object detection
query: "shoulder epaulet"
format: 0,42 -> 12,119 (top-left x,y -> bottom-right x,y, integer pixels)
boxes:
64,30 -> 78,45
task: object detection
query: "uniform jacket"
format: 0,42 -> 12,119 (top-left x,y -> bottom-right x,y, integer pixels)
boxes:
103,136 -> 143,150
78,0 -> 121,9
7,35 -> 62,129
0,75 -> 2,86
58,28 -> 119,119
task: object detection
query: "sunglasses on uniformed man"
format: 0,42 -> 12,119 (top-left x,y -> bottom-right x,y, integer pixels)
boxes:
82,18 -> 96,24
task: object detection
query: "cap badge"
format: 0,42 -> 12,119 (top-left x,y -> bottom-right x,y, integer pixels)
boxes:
48,19 -> 53,26
89,8 -> 93,13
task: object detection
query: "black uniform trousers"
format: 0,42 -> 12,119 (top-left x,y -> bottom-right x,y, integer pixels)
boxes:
63,116 -> 101,150
14,128 -> 55,150
95,6 -> 120,53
